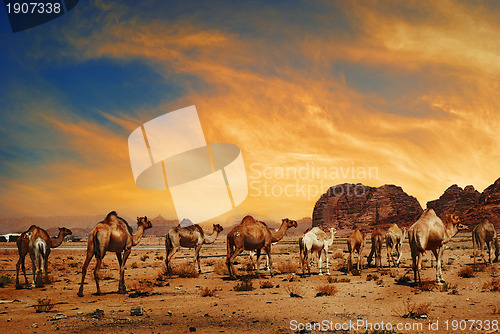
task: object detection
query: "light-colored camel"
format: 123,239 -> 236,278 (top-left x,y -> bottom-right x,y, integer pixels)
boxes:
226,216 -> 297,277
347,228 -> 366,274
367,227 -> 383,268
77,211 -> 152,297
16,225 -> 72,288
299,227 -> 336,275
408,208 -> 466,285
472,218 -> 499,265
165,223 -> 223,274
385,224 -> 406,267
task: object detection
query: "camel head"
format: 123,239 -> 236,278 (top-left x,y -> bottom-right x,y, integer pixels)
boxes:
58,227 -> 73,237
212,224 -> 224,233
137,216 -> 153,229
282,218 -> 298,229
329,227 -> 337,236
446,214 -> 467,230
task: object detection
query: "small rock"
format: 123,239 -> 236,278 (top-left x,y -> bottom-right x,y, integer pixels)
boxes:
167,311 -> 172,316
7,318 -> 12,322
88,309 -> 104,319
52,314 -> 67,321
189,326 -> 197,332
131,306 -> 144,316
32,323 -> 38,328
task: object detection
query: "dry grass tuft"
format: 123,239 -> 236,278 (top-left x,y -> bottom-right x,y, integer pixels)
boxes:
200,287 -> 217,297
275,260 -> 299,274
473,263 -> 487,272
33,298 -> 55,313
233,279 -> 254,291
395,298 -> 431,319
458,266 -> 475,278
332,251 -> 345,259
130,280 -> 154,294
419,280 -> 437,291
315,284 -> 338,297
260,281 -> 274,289
482,278 -> 500,292
0,275 -> 13,288
213,260 -> 229,276
171,261 -> 199,278
285,285 -> 304,298
395,275 -> 411,285
327,276 -> 350,283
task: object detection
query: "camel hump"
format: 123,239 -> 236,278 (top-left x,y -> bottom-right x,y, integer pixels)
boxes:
183,224 -> 204,234
105,211 -> 118,221
241,215 -> 256,224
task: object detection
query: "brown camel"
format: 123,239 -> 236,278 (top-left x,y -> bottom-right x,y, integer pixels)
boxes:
385,223 -> 406,267
16,225 -> 72,288
408,208 -> 466,284
347,228 -> 366,274
165,223 -> 224,274
472,218 -> 499,264
367,227 -> 383,268
77,211 -> 152,297
299,227 -> 336,276
226,215 -> 297,277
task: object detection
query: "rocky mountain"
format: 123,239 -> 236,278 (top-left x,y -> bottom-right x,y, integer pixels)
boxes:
427,178 -> 500,227
312,183 -> 423,232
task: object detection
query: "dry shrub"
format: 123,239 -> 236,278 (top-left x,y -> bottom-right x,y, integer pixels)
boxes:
331,259 -> 346,271
376,278 -> 383,285
260,281 -> 274,289
200,287 -> 217,297
275,260 -> 299,274
440,282 -> 458,294
285,285 -> 304,298
286,274 -> 300,282
366,274 -> 379,281
233,279 -> 254,291
171,261 -> 199,278
131,262 -> 139,269
473,263 -> 487,272
395,275 -> 411,285
213,260 -> 229,276
315,284 -> 338,297
0,275 -> 13,288
140,255 -> 149,262
327,276 -> 350,283
33,298 -> 54,313
130,280 -> 154,294
419,280 -> 437,292
156,255 -> 164,261
482,278 -> 500,292
458,266 -> 474,278
332,251 -> 345,259
395,298 -> 431,319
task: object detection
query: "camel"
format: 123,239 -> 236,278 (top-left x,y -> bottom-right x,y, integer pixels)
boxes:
408,208 -> 466,285
472,218 -> 499,265
77,211 -> 152,297
165,223 -> 224,274
347,228 -> 366,274
299,227 -> 336,276
226,215 -> 297,277
385,223 -> 406,267
367,227 -> 383,268
16,225 -> 72,288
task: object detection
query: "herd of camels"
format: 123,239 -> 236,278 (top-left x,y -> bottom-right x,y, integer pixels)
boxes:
14,208 -> 499,296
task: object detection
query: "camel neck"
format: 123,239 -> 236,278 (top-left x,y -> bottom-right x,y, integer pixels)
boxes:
50,232 -> 65,248
270,222 -> 288,243
203,229 -> 219,244
132,225 -> 146,246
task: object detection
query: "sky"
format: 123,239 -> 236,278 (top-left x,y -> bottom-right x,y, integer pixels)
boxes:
1,0 -> 500,226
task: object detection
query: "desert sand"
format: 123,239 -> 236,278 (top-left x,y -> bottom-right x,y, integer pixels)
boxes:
0,233 -> 499,333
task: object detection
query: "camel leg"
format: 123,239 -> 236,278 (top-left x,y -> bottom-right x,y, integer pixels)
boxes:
367,247 -> 374,267
116,252 -> 123,293
77,251 -> 94,297
347,252 -> 352,274
165,245 -> 179,275
93,256 -> 103,295
265,245 -> 274,276
494,239 -> 499,263
318,250 -> 323,275
410,248 -> 419,284
194,245 -> 202,274
15,256 -> 23,288
486,241 -> 492,264
325,246 -> 330,275
118,250 -> 130,293
227,247 -> 243,278
396,243 -> 402,266
255,249 -> 262,273
386,242 -> 393,268
29,251 -> 36,288
433,248 -> 445,284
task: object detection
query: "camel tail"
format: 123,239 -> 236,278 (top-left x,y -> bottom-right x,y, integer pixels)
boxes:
165,233 -> 173,254
92,232 -> 101,259
34,238 -> 47,265
409,230 -> 425,254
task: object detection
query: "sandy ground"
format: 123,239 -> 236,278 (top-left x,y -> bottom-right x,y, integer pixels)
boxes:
0,233 -> 499,334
